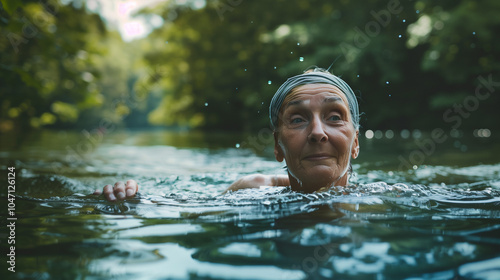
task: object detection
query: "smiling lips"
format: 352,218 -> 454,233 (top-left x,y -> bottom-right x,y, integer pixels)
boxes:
303,153 -> 333,161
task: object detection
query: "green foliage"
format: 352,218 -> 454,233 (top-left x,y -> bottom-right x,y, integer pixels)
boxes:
0,0 -> 107,131
1,0 -> 498,132
140,0 -> 499,131
0,0 -> 23,15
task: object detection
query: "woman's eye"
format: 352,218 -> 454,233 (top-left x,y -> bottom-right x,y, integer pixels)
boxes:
328,115 -> 341,121
291,117 -> 304,124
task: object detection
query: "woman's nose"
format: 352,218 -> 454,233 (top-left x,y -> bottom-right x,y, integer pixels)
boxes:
308,116 -> 328,143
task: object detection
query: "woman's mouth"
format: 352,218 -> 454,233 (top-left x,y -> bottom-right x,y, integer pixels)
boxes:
303,153 -> 332,161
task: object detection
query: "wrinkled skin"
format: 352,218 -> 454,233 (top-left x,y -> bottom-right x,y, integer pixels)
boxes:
273,84 -> 359,192
225,83 -> 359,193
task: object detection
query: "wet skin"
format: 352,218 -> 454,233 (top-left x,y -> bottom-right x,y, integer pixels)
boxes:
94,180 -> 138,202
274,84 -> 359,192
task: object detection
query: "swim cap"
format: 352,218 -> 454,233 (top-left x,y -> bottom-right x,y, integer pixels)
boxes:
269,70 -> 359,131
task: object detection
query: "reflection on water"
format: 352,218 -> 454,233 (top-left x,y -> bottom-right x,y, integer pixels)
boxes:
1,129 -> 500,279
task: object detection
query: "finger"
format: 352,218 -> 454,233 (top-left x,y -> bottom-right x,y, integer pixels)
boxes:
93,190 -> 102,195
125,180 -> 138,198
103,184 -> 116,201
114,181 -> 126,200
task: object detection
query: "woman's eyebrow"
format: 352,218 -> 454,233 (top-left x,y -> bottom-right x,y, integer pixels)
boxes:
323,96 -> 344,104
284,100 -> 304,109
284,95 -> 345,109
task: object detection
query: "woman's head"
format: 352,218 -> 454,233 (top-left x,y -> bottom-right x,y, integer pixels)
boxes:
270,68 -> 360,131
269,68 -> 360,192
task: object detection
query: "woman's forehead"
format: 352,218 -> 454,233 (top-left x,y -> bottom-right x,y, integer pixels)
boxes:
285,83 -> 349,105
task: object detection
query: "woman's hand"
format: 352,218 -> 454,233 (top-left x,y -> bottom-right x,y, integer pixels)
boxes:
93,180 -> 138,202
223,174 -> 289,194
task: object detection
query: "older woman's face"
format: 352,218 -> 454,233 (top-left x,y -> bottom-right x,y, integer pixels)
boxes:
274,84 -> 359,192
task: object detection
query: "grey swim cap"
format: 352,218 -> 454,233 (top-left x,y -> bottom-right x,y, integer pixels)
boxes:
269,70 -> 359,131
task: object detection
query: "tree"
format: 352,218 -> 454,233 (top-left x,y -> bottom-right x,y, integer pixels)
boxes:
0,0 -> 106,131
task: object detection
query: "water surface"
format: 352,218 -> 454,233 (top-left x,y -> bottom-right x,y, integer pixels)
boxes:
1,129 -> 499,279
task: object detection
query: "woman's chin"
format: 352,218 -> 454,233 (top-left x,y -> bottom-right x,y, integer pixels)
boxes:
294,166 -> 344,192
305,165 -> 339,179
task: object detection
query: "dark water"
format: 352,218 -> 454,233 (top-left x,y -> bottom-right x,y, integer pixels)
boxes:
1,129 -> 500,280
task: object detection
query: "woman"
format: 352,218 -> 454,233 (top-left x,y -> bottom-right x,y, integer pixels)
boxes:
95,68 -> 360,201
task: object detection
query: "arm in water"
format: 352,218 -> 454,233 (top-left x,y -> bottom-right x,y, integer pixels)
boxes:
94,180 -> 138,202
95,175 -> 288,201
223,174 -> 290,194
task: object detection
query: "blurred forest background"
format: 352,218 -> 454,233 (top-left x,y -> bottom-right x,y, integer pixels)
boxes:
1,0 -> 499,134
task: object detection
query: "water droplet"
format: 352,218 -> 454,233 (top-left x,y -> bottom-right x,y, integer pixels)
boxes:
244,68 -> 247,71
398,34 -> 402,38
365,130 -> 374,139
401,129 -> 410,139
389,94 -> 391,97
235,143 -> 240,148
413,165 -> 418,170
402,19 -> 406,23
472,31 -> 476,35
416,10 -> 420,14
261,102 -> 264,105
274,66 -> 277,69
268,80 -> 272,85
299,57 -> 304,62
290,51 -> 293,54
297,42 -> 300,46
357,74 -> 360,78
412,129 -> 422,139
385,130 -> 394,139
482,129 -> 491,137
386,81 -> 390,84
204,102 -> 208,106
